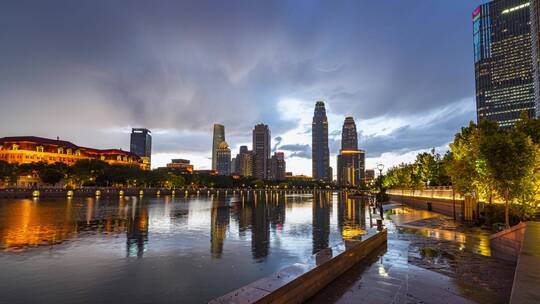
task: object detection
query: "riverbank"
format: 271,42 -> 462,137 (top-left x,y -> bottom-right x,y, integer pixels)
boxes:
0,187 -> 338,199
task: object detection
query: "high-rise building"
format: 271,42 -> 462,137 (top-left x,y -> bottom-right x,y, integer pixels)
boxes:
236,145 -> 253,177
269,152 -> 286,181
532,0 -> 540,114
474,0 -> 536,128
212,124 -> 225,170
216,141 -> 231,176
337,117 -> 365,186
230,157 -> 237,175
130,128 -> 152,170
252,124 -> 271,180
312,101 -> 332,182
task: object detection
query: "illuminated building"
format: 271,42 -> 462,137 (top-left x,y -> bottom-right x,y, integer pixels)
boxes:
285,173 -> 313,181
130,128 -> 152,170
312,101 -> 332,182
269,152 -> 286,181
474,0 -> 536,128
165,159 -> 194,174
212,124 -> 225,171
252,124 -> 270,180
216,141 -> 231,176
0,136 -> 143,168
236,146 -> 253,177
532,0 -> 540,114
337,117 -> 365,186
193,169 -> 218,175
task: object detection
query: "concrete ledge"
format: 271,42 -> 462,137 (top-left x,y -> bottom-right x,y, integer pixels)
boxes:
209,229 -> 387,304
510,222 -> 540,304
490,222 -> 526,262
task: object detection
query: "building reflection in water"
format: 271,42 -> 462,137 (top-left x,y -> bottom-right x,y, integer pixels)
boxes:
251,192 -> 270,260
126,199 -> 149,258
312,192 -> 331,254
0,197 -> 150,254
337,193 -> 367,240
210,198 -> 230,258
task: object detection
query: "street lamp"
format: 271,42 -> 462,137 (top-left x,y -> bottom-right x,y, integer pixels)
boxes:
376,164 -> 384,176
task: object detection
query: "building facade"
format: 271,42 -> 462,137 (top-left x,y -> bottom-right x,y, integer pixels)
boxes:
130,128 -> 152,170
165,159 -> 194,174
216,141 -> 231,176
236,145 -> 253,177
312,101 -> 332,182
336,117 -> 365,186
474,0 -> 536,128
269,152 -> 286,181
532,0 -> 540,114
212,124 -> 225,171
252,124 -> 271,180
0,136 -> 143,168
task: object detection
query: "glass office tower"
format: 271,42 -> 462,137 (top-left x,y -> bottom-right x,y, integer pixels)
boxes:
474,0 -> 536,128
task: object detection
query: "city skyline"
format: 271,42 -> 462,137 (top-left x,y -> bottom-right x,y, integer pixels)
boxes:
1,1 -> 487,176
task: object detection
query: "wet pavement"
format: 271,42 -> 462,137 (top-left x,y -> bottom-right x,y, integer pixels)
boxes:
308,206 -> 516,304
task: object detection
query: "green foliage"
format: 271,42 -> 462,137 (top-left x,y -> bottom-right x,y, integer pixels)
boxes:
39,169 -> 64,186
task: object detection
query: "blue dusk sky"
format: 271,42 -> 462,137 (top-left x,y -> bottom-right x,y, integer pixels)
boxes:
0,0 -> 485,175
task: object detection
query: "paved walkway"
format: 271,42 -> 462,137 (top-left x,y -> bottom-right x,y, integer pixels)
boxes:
308,206 -> 515,304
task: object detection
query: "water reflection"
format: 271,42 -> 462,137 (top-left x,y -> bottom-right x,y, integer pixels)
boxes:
312,192 -> 331,254
126,200 -> 149,258
0,193 -> 373,304
337,193 -> 367,240
210,199 -> 229,258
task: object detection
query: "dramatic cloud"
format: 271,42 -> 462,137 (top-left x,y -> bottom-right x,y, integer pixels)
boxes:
0,0 -> 484,173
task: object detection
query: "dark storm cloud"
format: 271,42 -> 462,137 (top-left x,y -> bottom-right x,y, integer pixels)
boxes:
279,144 -> 311,159
0,0 -> 484,162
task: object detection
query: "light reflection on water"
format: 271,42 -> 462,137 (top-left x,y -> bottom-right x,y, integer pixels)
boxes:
0,192 -> 370,304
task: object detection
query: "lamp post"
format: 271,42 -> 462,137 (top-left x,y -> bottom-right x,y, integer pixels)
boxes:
376,163 -> 384,220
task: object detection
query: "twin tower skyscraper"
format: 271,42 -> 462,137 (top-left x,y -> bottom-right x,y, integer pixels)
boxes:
312,101 -> 365,186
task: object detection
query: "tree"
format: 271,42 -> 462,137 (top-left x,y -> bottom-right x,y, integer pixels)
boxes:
0,160 -> 16,186
480,127 -> 536,228
39,169 -> 64,186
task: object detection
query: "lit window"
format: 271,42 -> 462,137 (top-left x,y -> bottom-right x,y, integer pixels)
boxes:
100,155 -> 106,161
12,144 -> 19,151
66,149 -> 72,155
58,147 -> 64,154
75,150 -> 81,156
36,146 -> 44,153
117,155 -> 122,161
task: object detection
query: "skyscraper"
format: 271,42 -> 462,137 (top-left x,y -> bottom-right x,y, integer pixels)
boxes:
337,117 -> 365,186
312,101 -> 331,182
269,152 -> 286,181
474,0 -> 536,128
216,141 -> 231,176
130,128 -> 152,170
252,124 -> 271,180
212,124 -> 225,170
532,0 -> 540,114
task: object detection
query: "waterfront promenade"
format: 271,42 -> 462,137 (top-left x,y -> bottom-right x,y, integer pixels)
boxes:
308,206 -> 516,304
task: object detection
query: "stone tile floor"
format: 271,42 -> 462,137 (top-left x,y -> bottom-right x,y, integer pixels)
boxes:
307,206 -> 515,304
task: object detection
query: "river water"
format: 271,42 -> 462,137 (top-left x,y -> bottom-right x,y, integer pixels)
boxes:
0,192 -> 370,304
